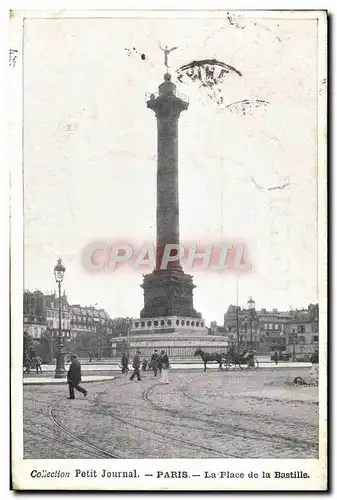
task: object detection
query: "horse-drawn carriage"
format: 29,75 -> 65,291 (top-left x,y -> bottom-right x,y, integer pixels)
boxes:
222,348 -> 259,371
194,348 -> 259,372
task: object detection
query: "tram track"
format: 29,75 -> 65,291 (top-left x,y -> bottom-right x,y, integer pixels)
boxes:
24,428 -> 105,458
24,374 -> 318,459
181,387 -> 318,430
48,396 -> 123,459
24,379 -> 131,459
97,390 -> 237,458
143,384 -> 318,454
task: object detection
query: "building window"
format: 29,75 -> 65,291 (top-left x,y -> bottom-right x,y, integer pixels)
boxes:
181,320 -> 185,326
191,321 -> 195,326
141,321 -> 145,327
313,335 -> 318,342
265,323 -> 268,329
299,335 -> 305,343
186,321 -> 190,326
161,320 -> 165,326
154,321 -> 158,327
196,322 -> 199,327
275,324 -> 279,330
201,322 -> 204,327
147,321 -> 152,327
135,322 -> 139,328
167,320 -> 172,326
312,323 -> 318,333
269,324 -> 273,330
176,320 -> 180,326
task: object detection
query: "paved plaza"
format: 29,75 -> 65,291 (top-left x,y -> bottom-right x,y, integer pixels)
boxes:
23,368 -> 318,460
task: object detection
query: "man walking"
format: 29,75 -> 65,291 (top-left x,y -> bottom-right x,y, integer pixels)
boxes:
121,351 -> 129,374
130,351 -> 142,381
150,349 -> 160,377
23,355 -> 31,374
274,349 -> 279,365
67,354 -> 88,399
33,355 -> 43,374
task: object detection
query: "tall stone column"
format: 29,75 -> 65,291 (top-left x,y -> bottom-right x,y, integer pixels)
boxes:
140,73 -> 200,320
147,73 -> 188,269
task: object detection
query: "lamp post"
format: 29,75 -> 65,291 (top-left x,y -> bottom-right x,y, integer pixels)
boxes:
54,258 -> 66,378
247,296 -> 256,350
236,275 -> 240,351
292,327 -> 297,362
125,317 -> 132,356
126,317 -> 132,342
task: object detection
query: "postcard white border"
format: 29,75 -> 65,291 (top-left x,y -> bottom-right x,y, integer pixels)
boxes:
10,8 -> 327,492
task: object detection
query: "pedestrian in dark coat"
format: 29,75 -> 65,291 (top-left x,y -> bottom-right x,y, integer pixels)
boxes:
67,355 -> 88,399
33,355 -> 42,374
121,352 -> 129,374
130,351 -> 142,381
23,356 -> 31,374
274,350 -> 279,365
150,349 -> 160,377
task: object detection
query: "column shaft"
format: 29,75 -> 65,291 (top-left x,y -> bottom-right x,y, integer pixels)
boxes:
156,115 -> 180,269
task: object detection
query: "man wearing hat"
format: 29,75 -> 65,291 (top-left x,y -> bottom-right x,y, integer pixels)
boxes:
67,354 -> 88,399
150,349 -> 160,377
130,351 -> 142,381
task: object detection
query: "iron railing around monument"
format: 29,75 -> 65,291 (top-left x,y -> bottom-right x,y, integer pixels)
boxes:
145,90 -> 189,104
126,345 -> 226,358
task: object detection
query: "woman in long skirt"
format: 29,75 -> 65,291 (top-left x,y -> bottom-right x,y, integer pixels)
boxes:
160,350 -> 170,384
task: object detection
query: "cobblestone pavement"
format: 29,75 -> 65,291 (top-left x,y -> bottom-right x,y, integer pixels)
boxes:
23,368 -> 318,459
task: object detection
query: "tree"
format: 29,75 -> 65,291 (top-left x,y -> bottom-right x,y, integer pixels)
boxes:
111,317 -> 132,337
36,329 -> 54,363
23,330 -> 33,360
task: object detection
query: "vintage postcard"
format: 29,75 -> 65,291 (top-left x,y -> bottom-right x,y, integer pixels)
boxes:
10,9 -> 327,491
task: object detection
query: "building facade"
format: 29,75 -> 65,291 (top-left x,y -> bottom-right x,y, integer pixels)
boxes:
223,303 -> 319,354
44,293 -> 72,337
23,290 -> 112,340
223,305 -> 260,349
70,305 -> 113,337
284,304 -> 319,356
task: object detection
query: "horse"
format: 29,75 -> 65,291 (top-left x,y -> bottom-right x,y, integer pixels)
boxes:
194,349 -> 223,372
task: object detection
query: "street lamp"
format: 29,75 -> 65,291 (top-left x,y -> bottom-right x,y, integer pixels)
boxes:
125,317 -> 133,342
292,327 -> 297,361
54,258 -> 66,378
247,296 -> 256,350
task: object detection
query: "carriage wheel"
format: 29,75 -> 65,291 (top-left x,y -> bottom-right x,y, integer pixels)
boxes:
247,357 -> 259,370
223,361 -> 232,371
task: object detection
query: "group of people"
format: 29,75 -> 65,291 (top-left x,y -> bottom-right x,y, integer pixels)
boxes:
23,355 -> 43,374
121,349 -> 170,384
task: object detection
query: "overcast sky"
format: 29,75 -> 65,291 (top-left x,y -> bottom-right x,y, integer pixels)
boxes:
23,14 -> 319,323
